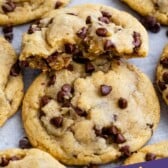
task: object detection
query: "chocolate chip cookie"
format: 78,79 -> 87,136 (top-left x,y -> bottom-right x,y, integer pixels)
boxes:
124,141 -> 168,165
19,4 -> 148,71
0,0 -> 70,25
122,0 -> 168,25
0,36 -> 23,126
156,44 -> 168,105
0,148 -> 66,167
22,59 -> 160,165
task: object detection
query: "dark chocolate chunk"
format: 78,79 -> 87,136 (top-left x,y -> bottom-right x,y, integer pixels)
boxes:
50,116 -> 63,128
115,133 -> 126,144
145,153 -> 156,161
160,58 -> 168,68
101,11 -> 112,19
2,1 -> 16,13
64,43 -> 76,54
55,1 -> 63,9
40,96 -> 51,107
118,98 -> 128,109
66,64 -> 74,71
158,80 -> 167,91
163,72 -> 168,84
74,107 -> 87,117
19,137 -> 32,149
120,145 -> 131,157
2,25 -> 13,34
76,27 -> 88,39
86,16 -> 92,24
98,17 -> 110,24
85,62 -> 95,73
100,85 -> 112,96
10,60 -> 21,76
73,51 -> 89,64
102,126 -> 119,136
104,40 -> 115,50
96,28 -> 108,37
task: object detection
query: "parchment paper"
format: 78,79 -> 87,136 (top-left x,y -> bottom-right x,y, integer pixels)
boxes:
0,0 -> 167,167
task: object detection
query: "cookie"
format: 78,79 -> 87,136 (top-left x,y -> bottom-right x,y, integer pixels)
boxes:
19,4 -> 148,71
124,141 -> 168,165
0,36 -> 23,126
0,0 -> 70,25
122,0 -> 168,25
156,44 -> 168,105
22,58 -> 160,165
0,148 -> 66,167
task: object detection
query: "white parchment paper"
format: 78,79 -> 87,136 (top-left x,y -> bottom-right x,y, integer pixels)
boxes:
0,0 -> 167,167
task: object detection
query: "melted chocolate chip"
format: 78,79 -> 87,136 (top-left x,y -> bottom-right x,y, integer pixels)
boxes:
160,58 -> 168,68
140,16 -> 160,33
96,28 -> 108,37
163,72 -> 168,84
115,133 -> 126,144
100,85 -> 112,96
145,153 -> 156,161
0,157 -> 9,166
64,43 -> 76,54
76,27 -> 88,39
48,74 -> 56,86
98,17 -> 110,24
19,137 -> 32,149
10,61 -> 21,76
73,51 -> 89,64
133,32 -> 141,52
101,11 -> 112,19
85,62 -> 95,73
104,40 -> 115,50
50,117 -> 63,128
118,98 -> 128,109
55,1 -> 63,9
158,80 -> 167,91
2,1 -> 16,13
74,107 -> 87,117
40,96 -> 51,107
46,52 -> 58,63
120,145 -> 131,157
86,16 -> 92,24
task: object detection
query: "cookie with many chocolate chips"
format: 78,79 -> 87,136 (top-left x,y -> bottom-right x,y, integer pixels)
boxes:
124,141 -> 168,165
122,0 -> 168,25
0,148 -> 66,167
0,36 -> 23,126
156,44 -> 168,105
22,59 -> 160,165
0,0 -> 70,25
19,4 -> 148,71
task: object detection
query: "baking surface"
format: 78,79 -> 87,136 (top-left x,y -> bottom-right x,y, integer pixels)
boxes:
0,0 -> 167,167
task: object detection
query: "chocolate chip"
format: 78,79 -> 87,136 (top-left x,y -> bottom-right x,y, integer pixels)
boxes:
55,1 -> 63,9
101,11 -> 112,19
98,17 -> 110,24
0,157 -> 9,166
48,74 -> 56,86
102,126 -> 119,136
50,117 -> 63,128
10,60 -> 21,76
39,111 -> 46,118
145,153 -> 156,161
27,25 -> 41,34
2,25 -> 13,34
62,101 -> 72,108
19,137 -> 32,149
46,52 -> 58,63
2,1 -> 16,13
85,62 -> 95,73
163,72 -> 168,84
66,64 -> 74,71
118,98 -> 128,109
57,91 -> 68,103
74,107 -> 87,117
158,80 -> 167,91
96,28 -> 108,37
160,58 -> 168,68
120,145 -> 131,157
73,51 -> 89,64
40,96 -> 51,107
104,40 -> 115,50
133,32 -> 141,52
140,16 -> 160,33
86,16 -> 92,24
146,123 -> 154,129
100,85 -> 112,96
64,43 -> 76,54
115,133 -> 126,144
76,27 -> 88,39
4,33 -> 13,42
62,84 -> 72,93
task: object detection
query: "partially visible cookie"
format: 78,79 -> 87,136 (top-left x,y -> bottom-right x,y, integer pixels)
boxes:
22,58 -> 160,165
122,0 -> 168,25
156,44 -> 168,105
19,4 -> 148,71
124,141 -> 168,165
0,148 -> 66,167
0,0 -> 70,25
0,36 -> 23,126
